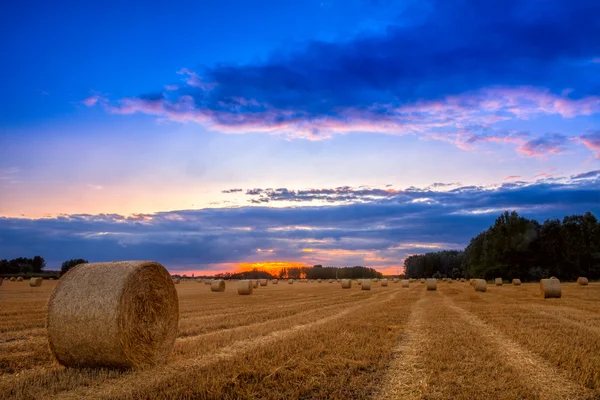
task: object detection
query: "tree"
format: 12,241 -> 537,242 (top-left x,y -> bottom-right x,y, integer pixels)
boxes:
61,259 -> 89,275
32,256 -> 46,273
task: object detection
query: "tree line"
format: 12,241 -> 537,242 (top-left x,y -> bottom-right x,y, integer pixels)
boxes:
404,211 -> 600,281
0,257 -> 88,276
214,265 -> 383,280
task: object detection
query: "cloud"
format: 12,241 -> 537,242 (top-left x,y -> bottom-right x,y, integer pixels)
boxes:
516,133 -> 570,157
221,188 -> 243,193
82,96 -> 100,107
2,170 -> 598,272
82,0 -> 600,156
579,131 -> 600,159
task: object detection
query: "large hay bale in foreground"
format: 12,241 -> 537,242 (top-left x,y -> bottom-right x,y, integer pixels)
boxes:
426,279 -> 437,291
381,279 -> 388,287
47,261 -> 179,369
238,280 -> 253,295
401,279 -> 409,288
361,279 -> 371,290
540,278 -> 561,298
211,280 -> 225,292
29,277 -> 43,287
474,279 -> 487,292
260,279 -> 268,287
512,279 -> 521,286
495,278 -> 503,286
341,279 -> 352,289
578,277 -> 589,286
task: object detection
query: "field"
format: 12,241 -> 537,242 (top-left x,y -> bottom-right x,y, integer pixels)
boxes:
1,279 -> 600,399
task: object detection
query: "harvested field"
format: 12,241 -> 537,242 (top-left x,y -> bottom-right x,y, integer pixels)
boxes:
1,279 -> 599,399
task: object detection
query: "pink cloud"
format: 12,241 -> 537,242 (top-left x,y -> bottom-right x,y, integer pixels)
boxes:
516,134 -> 569,157
579,131 -> 600,159
82,96 -> 100,107
504,175 -> 521,181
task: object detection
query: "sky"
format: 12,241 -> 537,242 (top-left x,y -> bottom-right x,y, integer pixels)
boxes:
1,0 -> 599,275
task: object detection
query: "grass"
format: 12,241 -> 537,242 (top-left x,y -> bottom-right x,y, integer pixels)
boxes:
0,279 -> 599,399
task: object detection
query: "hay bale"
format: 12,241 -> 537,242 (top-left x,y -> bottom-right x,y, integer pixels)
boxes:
47,261 -> 178,369
238,280 -> 253,295
392,278 -> 399,283
252,280 -> 259,288
328,279 -> 333,283
372,278 -> 378,282
357,280 -> 362,285
447,279 -> 453,284
420,279 -> 425,284
474,279 -> 487,292
260,279 -> 268,287
495,278 -> 503,286
361,279 -> 371,290
318,279 -> 322,283
540,278 -> 561,298
29,277 -> 43,287
10,277 -> 16,282
210,280 -> 225,292
341,279 -> 352,289
512,279 -> 521,286
173,279 -> 181,284
16,277 -> 23,282
272,279 -> 278,284
460,278 -> 465,282
401,279 -> 409,288
426,279 -> 437,291
577,277 -> 589,286
381,279 -> 388,287
288,279 -> 294,284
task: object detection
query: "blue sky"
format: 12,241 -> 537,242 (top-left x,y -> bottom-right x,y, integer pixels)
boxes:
1,0 -> 599,274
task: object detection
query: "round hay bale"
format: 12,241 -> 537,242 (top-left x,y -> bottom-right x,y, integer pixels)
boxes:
474,279 -> 487,292
426,279 -> 437,291
361,279 -> 371,290
420,279 -> 425,284
341,279 -> 352,289
173,279 -> 181,284
577,277 -> 589,286
372,278 -> 378,282
392,278 -> 399,283
380,279 -> 388,287
210,280 -> 225,292
252,280 -> 259,288
259,279 -> 268,287
460,278 -> 465,282
10,277 -> 16,282
318,279 -> 322,283
495,278 -> 503,286
16,277 -> 23,282
288,279 -> 294,284
29,277 -> 43,287
540,278 -> 561,298
47,261 -> 179,369
357,280 -> 362,285
271,279 -> 278,284
328,279 -> 333,283
447,279 -> 453,284
401,279 -> 409,288
512,279 -> 521,286
238,280 -> 253,295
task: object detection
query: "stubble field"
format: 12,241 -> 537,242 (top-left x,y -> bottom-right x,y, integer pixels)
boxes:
1,279 -> 599,399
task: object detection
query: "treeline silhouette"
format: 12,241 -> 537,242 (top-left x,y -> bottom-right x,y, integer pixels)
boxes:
0,256 -> 46,275
404,211 -> 600,281
215,265 -> 383,280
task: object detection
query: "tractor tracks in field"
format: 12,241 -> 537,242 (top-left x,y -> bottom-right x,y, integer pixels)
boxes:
440,292 -> 594,400
38,288 -> 402,400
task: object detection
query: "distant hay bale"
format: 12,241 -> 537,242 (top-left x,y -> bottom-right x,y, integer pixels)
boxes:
260,279 -> 268,287
173,279 -> 181,284
420,279 -> 425,284
408,278 -> 414,283
29,277 -> 43,287
540,278 -> 561,298
16,277 -> 23,282
401,279 -> 409,288
361,279 -> 371,290
371,278 -> 378,282
447,279 -> 453,284
357,280 -> 362,285
328,279 -> 333,283
381,279 -> 388,287
318,279 -> 322,283
288,279 -> 294,284
272,279 -> 278,284
474,279 -> 487,292
341,279 -> 352,289
577,277 -> 589,286
210,280 -> 225,292
426,279 -> 437,291
512,279 -> 521,286
47,261 -> 179,369
392,278 -> 399,283
460,278 -> 465,282
238,280 -> 253,295
495,278 -> 503,286
10,277 -> 16,282
252,281 -> 259,288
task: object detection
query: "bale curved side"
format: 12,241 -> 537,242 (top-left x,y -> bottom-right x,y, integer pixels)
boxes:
426,279 -> 437,291
512,279 -> 521,286
361,279 -> 371,290
341,279 -> 352,289
211,280 -> 225,292
260,279 -> 268,287
238,280 -> 253,295
495,278 -> 503,286
47,261 -> 179,369
474,279 -> 487,292
540,278 -> 561,298
401,279 -> 409,288
29,277 -> 43,287
381,279 -> 388,287
577,277 -> 589,286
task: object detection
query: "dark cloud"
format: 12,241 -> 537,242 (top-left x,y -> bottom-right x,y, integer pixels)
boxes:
1,171 -> 599,271
517,133 -> 569,157
221,188 -> 242,193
